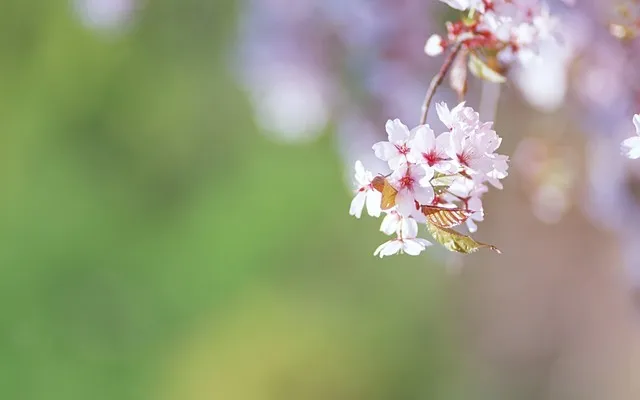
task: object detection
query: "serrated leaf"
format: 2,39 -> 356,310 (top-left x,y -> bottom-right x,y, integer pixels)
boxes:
421,205 -> 472,229
468,53 -> 506,83
426,222 -> 501,254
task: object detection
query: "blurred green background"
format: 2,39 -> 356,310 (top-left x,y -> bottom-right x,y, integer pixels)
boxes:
0,1 -> 463,399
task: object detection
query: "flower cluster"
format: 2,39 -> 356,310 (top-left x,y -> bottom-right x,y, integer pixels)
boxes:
426,0 -> 557,68
350,102 -> 508,257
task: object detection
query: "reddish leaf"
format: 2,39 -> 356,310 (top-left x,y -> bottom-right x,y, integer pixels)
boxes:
421,205 -> 473,229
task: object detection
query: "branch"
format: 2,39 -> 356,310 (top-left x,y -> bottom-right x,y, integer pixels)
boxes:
419,41 -> 464,125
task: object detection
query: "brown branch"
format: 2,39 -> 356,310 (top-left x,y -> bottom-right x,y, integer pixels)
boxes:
419,41 -> 464,125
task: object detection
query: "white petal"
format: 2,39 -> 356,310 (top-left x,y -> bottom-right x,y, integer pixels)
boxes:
448,129 -> 465,155
410,125 -> 436,154
411,208 -> 428,224
468,196 -> 482,212
408,163 -> 426,181
469,155 -> 494,174
365,191 -> 382,217
385,119 -> 411,143
394,190 -> 416,216
388,154 -> 408,170
354,160 -> 365,178
471,208 -> 484,223
401,217 -> 419,239
633,114 -> 640,135
486,175 -> 504,189
497,46 -> 516,64
435,103 -> 452,128
389,163 -> 410,181
425,34 -> 444,56
372,141 -> 398,162
349,192 -> 366,218
435,132 -> 451,151
451,101 -> 466,112
353,160 -> 369,186
466,218 -> 478,233
419,165 -> 435,183
413,185 -> 435,206
439,0 -> 476,11
491,154 -> 509,173
402,239 -> 427,256
380,212 -> 400,235
517,48 -> 537,65
355,160 -> 367,182
622,136 -> 640,159
414,238 -> 432,248
374,240 -> 402,258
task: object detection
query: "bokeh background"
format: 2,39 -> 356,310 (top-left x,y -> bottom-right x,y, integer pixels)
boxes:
1,0 -> 639,399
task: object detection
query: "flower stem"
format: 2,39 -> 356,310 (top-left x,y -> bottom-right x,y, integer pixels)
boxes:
419,41 -> 464,125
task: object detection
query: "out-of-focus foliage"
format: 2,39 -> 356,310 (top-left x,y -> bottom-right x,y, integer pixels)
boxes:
0,1 -> 462,399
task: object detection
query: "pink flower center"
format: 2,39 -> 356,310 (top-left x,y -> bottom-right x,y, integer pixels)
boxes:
399,174 -> 415,190
423,150 -> 442,166
457,148 -> 477,167
458,152 -> 470,166
395,143 -> 410,155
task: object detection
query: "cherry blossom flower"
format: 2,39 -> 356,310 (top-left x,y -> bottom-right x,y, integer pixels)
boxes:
447,128 -> 495,175
432,102 -> 508,179
379,210 -> 403,235
349,161 -> 383,218
621,114 -> 640,159
486,154 -> 510,189
373,119 -> 417,169
374,216 -> 432,257
436,102 -> 473,131
430,0 -> 559,69
389,163 -> 435,216
409,125 -> 453,173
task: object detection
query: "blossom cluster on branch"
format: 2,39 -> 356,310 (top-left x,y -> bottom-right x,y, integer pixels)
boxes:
426,0 -> 558,69
350,103 -> 507,257
235,0 -> 640,259
346,0 -> 564,256
348,0 -> 640,257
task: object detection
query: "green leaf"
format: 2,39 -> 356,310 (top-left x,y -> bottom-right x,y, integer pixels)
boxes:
426,222 -> 501,254
468,53 -> 506,83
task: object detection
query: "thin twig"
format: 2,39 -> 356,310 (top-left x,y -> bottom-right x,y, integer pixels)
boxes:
419,41 -> 464,125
